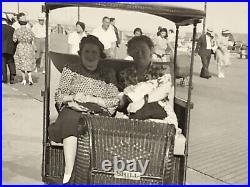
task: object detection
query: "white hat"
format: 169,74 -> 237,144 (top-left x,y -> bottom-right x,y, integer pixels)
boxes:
38,13 -> 45,20
222,29 -> 230,34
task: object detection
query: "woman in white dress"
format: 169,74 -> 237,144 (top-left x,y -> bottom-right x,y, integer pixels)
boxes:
215,29 -> 231,78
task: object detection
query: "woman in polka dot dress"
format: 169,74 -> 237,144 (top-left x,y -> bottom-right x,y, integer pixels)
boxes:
48,35 -> 119,184
13,14 -> 36,85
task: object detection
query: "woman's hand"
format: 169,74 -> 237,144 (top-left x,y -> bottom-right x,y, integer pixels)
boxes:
74,93 -> 97,104
62,95 -> 74,104
67,101 -> 88,112
127,99 -> 145,113
74,92 -> 86,103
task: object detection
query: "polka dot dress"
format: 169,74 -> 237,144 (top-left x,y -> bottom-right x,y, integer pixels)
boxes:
55,64 -> 119,111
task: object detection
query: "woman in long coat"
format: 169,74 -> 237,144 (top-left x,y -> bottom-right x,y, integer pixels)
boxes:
215,29 -> 231,78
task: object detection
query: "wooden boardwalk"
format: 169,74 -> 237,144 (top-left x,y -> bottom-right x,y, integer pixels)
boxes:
177,55 -> 248,184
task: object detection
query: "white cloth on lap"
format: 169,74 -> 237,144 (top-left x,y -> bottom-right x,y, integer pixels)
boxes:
124,74 -> 172,102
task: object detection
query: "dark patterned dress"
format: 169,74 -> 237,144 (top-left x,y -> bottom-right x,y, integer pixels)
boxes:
49,63 -> 119,143
13,27 -> 36,72
117,63 -> 177,127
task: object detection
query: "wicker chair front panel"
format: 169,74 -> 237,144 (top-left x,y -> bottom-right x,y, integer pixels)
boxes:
76,114 -> 176,184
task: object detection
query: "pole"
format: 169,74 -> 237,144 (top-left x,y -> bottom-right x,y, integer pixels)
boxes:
42,8 -> 50,182
173,25 -> 179,96
202,2 -> 207,34
17,2 -> 20,14
183,22 -> 197,184
78,6 -> 80,21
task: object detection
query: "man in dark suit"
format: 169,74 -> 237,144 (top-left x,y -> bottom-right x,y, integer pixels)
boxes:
2,13 -> 16,84
195,28 -> 215,79
110,18 -> 120,48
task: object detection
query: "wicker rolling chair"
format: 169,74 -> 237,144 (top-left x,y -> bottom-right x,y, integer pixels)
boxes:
74,114 -> 176,184
43,52 -> 189,185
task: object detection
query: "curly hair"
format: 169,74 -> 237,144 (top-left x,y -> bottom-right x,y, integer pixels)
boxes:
78,35 -> 106,59
158,28 -> 168,38
133,27 -> 143,36
127,35 -> 154,56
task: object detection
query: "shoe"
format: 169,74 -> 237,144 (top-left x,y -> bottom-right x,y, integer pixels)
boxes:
10,76 -> 15,84
200,75 -> 210,79
28,79 -> 33,85
21,80 -> 26,85
218,74 -> 225,78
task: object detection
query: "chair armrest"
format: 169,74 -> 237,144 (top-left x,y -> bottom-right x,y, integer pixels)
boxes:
174,97 -> 193,109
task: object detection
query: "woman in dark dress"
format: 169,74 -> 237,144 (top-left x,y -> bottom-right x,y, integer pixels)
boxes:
48,35 -> 119,184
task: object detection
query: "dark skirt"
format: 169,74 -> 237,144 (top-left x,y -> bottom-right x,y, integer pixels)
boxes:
48,107 -> 82,143
48,105 -> 110,143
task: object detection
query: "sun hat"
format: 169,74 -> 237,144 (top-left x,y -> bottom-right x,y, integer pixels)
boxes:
222,29 -> 230,34
38,13 -> 45,20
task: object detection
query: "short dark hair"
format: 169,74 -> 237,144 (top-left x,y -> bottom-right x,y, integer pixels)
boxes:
102,16 -> 110,22
127,35 -> 154,56
76,21 -> 85,31
133,27 -> 143,35
17,12 -> 25,20
158,28 -> 168,38
110,18 -> 115,22
78,35 -> 106,59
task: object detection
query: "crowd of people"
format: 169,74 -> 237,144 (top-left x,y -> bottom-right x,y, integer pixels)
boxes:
2,9 -> 234,84
2,12 -> 46,85
195,27 -> 232,79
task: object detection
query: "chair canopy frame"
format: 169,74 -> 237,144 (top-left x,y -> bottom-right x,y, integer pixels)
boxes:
42,2 -> 205,184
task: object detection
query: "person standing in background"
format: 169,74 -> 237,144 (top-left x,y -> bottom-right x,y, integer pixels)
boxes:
13,13 -> 36,85
110,18 -> 120,47
2,13 -> 17,84
110,17 -> 120,59
215,29 -> 231,78
153,27 -> 173,62
12,12 -> 32,30
195,27 -> 215,79
32,13 -> 46,73
157,26 -> 162,36
92,16 -> 116,58
133,27 -> 143,37
68,21 -> 87,55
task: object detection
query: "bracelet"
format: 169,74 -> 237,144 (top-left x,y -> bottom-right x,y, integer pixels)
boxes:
144,94 -> 149,104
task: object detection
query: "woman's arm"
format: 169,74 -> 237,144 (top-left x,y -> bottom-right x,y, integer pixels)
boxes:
74,70 -> 120,110
55,65 -> 74,110
84,95 -> 119,109
13,30 -> 18,43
